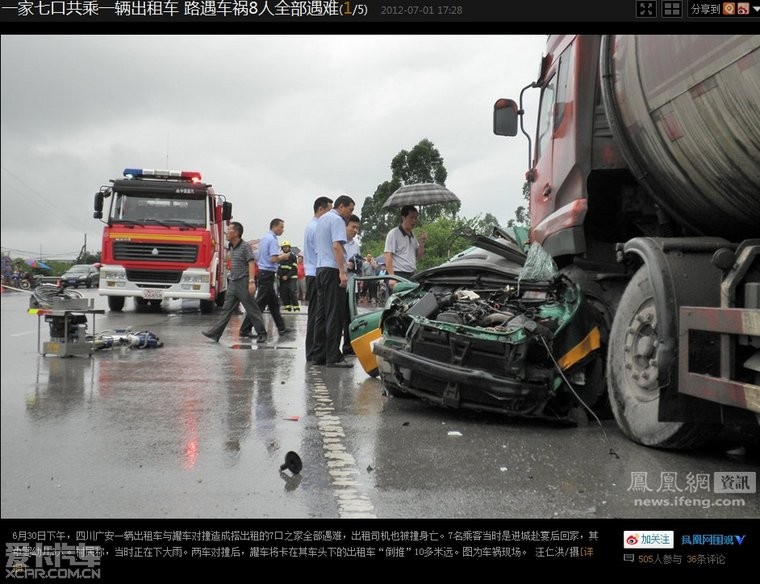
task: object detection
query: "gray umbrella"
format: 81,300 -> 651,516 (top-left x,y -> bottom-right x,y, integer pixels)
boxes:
382,183 -> 460,209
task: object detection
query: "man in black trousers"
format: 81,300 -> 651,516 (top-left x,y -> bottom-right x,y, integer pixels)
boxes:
202,222 -> 268,344
240,218 -> 291,339
303,196 -> 333,362
310,195 -> 355,368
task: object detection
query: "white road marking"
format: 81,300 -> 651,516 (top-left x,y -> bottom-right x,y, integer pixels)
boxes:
311,377 -> 376,519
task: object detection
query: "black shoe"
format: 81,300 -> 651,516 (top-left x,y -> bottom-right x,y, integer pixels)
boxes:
326,361 -> 354,368
201,331 -> 219,342
240,332 -> 257,338
309,360 -> 326,366
278,328 -> 291,335
256,335 -> 268,344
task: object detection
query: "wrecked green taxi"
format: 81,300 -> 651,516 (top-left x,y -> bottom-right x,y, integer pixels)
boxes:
369,233 -> 606,422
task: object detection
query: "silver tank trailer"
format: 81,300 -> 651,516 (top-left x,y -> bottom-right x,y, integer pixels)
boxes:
601,35 -> 760,240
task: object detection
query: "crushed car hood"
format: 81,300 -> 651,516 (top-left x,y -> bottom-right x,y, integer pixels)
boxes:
373,236 -> 603,422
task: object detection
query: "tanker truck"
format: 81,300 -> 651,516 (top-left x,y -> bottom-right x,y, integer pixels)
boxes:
494,35 -> 759,449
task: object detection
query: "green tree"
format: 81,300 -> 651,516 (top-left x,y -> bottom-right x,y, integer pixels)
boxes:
416,212 -> 501,270
360,138 -> 461,250
356,140 -> 512,267
357,178 -> 401,249
391,139 -> 460,223
506,181 -> 531,228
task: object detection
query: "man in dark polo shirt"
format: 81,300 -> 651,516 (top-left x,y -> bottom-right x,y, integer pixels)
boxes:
202,221 -> 268,344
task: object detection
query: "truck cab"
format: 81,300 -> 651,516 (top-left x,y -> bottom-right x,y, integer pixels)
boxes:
495,35 -> 760,449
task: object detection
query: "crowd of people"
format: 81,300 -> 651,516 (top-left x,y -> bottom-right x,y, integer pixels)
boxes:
202,196 -> 427,370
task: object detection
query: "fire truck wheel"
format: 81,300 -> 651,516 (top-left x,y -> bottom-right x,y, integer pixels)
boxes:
607,267 -> 721,449
108,296 -> 125,312
200,299 -> 215,314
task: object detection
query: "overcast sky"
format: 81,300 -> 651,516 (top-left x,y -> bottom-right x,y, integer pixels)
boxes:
1,35 -> 546,260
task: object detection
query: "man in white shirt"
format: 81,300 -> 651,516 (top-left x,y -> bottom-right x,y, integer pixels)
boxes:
384,205 -> 427,286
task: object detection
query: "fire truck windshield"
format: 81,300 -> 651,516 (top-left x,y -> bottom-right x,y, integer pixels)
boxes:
111,192 -> 207,226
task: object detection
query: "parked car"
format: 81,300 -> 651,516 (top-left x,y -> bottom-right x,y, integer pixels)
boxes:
60,264 -> 100,288
350,228 -> 607,424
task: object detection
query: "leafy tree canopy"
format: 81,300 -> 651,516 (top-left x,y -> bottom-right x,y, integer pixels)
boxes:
357,140 -> 523,267
506,181 -> 531,228
360,138 -> 461,252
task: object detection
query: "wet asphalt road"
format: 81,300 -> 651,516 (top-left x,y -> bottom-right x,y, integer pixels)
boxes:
1,287 -> 758,520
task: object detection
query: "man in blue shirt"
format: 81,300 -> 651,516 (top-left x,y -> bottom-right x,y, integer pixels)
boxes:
303,196 -> 333,362
202,222 -> 268,343
240,218 -> 290,339
310,195 -> 356,368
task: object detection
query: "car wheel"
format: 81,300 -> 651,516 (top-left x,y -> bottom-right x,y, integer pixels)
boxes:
607,267 -> 721,449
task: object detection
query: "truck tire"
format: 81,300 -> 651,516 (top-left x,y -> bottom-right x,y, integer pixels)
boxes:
607,267 -> 721,449
200,299 -> 215,314
215,290 -> 226,307
108,296 -> 125,312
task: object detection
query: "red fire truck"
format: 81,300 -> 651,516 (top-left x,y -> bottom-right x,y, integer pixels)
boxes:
94,168 -> 232,313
